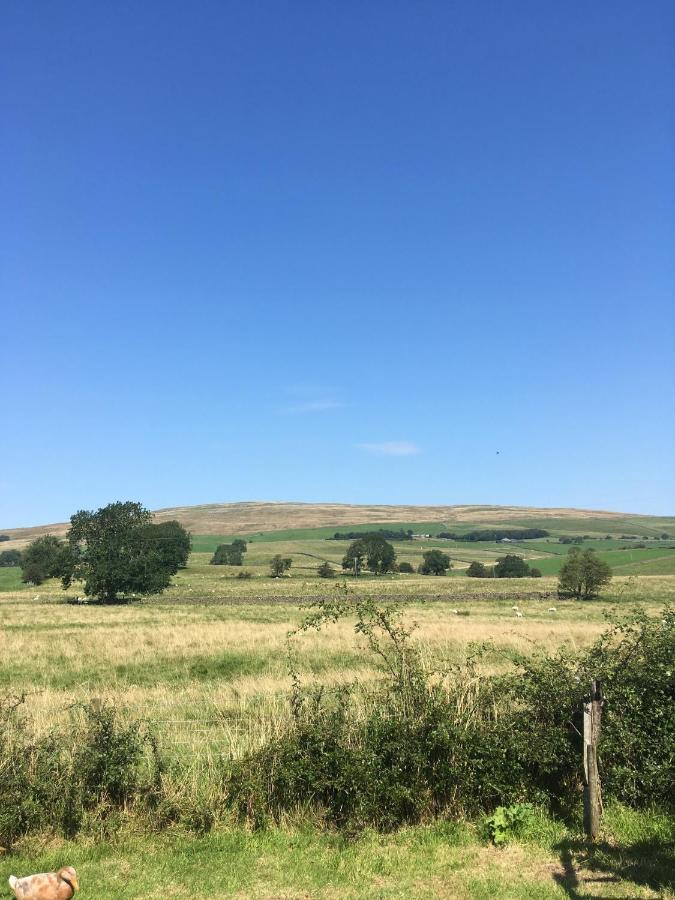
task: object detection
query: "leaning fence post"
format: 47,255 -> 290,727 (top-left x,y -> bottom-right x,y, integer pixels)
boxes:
583,679 -> 603,839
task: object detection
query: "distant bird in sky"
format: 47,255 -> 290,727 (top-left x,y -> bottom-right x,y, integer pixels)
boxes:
8,867 -> 79,899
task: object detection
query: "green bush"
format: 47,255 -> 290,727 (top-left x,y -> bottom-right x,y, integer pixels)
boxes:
317,562 -> 335,578
227,596 -> 674,831
0,700 -> 162,847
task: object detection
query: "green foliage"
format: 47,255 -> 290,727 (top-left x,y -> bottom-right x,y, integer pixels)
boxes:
418,549 -> 451,575
342,535 -> 396,575
0,535 -> 9,541
210,544 -> 244,565
333,529 -> 413,541
483,803 -> 535,845
21,535 -> 69,585
270,555 -> 292,577
237,570 -> 252,579
397,561 -> 414,574
227,599 -> 674,832
558,547 -> 613,598
62,501 -> 191,601
584,608 -> 675,805
0,699 -> 160,847
466,561 -> 488,578
0,549 -> 22,567
494,554 -> 531,578
437,528 -> 549,542
317,561 -> 335,578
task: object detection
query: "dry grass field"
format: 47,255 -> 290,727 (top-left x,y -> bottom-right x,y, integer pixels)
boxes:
1,505 -> 673,898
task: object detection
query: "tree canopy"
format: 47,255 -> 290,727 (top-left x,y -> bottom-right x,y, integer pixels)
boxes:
418,549 -> 451,575
466,561 -> 488,578
342,535 -> 396,575
21,536 -> 68,585
436,528 -> 549,542
493,554 -> 532,578
210,544 -> 244,565
61,501 -> 191,601
270,555 -> 292,577
558,547 -> 612,599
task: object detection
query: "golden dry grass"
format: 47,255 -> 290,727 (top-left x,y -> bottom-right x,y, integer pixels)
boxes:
4,500 -> 668,543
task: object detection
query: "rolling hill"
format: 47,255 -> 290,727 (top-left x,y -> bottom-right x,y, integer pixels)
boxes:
2,501 -> 674,547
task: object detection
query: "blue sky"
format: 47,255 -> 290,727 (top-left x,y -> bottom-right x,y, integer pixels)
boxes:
2,1 -> 673,526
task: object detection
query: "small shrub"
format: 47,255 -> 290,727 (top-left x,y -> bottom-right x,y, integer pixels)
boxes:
398,562 -> 414,574
483,803 -> 535,845
237,570 -> 252,579
317,562 -> 335,578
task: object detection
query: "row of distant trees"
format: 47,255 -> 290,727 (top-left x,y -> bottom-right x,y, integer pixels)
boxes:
436,528 -> 549,542
466,555 -> 542,578
339,535 -> 452,576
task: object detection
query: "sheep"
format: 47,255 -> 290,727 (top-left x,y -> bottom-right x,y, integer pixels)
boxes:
548,607 -> 557,612
515,611 -> 524,618
511,605 -> 519,611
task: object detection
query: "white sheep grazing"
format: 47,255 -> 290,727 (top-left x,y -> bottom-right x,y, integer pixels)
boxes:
548,607 -> 557,612
515,611 -> 524,617
511,605 -> 519,611
451,609 -> 459,614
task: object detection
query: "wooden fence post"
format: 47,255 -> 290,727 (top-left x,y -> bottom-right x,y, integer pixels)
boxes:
583,679 -> 603,839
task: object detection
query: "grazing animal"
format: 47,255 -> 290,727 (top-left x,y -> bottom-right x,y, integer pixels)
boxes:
511,605 -> 519,611
8,867 -> 79,899
451,609 -> 459,614
515,611 -> 524,617
548,607 -> 557,612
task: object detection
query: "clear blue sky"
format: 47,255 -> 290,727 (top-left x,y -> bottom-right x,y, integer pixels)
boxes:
2,1 -> 673,526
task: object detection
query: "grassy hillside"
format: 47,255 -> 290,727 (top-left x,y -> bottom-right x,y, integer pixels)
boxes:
4,501 -> 674,547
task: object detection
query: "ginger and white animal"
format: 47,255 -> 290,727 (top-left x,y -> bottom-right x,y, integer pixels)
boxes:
8,867 -> 79,899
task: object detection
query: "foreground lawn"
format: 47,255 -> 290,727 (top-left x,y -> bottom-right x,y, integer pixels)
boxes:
1,806 -> 672,899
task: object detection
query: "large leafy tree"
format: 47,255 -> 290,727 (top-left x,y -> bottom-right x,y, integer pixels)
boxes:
494,554 -> 531,578
342,535 -> 396,575
558,547 -> 612,599
61,501 -> 191,602
418,549 -> 451,575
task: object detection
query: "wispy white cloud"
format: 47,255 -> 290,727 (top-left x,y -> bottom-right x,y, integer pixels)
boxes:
358,441 -> 421,456
278,400 -> 344,415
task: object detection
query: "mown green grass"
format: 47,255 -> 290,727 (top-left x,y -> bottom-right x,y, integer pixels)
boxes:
1,803 -> 671,898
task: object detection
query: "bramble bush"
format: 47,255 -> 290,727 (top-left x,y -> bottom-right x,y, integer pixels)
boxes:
227,590 -> 674,830
0,700 -> 163,847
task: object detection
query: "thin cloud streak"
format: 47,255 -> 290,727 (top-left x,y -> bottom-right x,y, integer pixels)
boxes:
278,400 -> 344,415
358,441 -> 422,457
